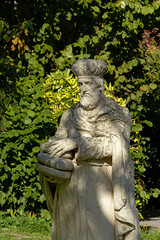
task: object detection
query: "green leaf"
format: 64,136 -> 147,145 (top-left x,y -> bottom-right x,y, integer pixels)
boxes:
146,55 -> 152,63
152,52 -> 159,60
4,165 -> 11,171
39,194 -> 46,203
30,103 -> 36,109
153,192 -> 158,198
27,110 -> 36,118
35,44 -> 41,52
138,166 -> 146,173
16,164 -> 23,171
40,209 -> 50,220
66,12 -> 72,21
141,6 -> 149,15
0,119 -> 6,131
33,91 -> 44,99
143,120 -> 153,127
24,53 -> 31,59
140,85 -> 149,92
153,2 -> 159,10
130,93 -> 136,100
132,58 -> 138,66
149,83 -> 157,90
154,188 -> 160,193
91,6 -> 100,13
102,12 -> 108,19
3,33 -> 11,42
23,117 -> 32,125
12,173 -> 19,181
55,71 -> 63,79
118,75 -> 126,83
41,23 -> 50,34
137,105 -> 143,111
25,190 -> 32,198
29,58 -> 39,67
92,36 -> 99,44
140,190 -> 146,199
147,6 -> 154,14
0,173 -> 8,182
32,146 -> 40,153
132,123 -> 143,132
0,191 -> 6,201
152,188 -> 160,198
0,20 -> 4,34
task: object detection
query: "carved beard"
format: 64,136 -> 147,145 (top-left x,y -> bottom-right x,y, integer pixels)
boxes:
80,93 -> 101,110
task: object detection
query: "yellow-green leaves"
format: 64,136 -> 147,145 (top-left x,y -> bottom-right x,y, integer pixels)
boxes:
44,72 -> 127,124
1,0 -> 160,215
141,6 -> 154,15
44,69 -> 79,122
104,82 -> 126,107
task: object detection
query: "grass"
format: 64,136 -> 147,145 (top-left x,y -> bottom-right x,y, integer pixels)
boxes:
0,211 -> 51,240
0,211 -> 160,240
140,228 -> 160,240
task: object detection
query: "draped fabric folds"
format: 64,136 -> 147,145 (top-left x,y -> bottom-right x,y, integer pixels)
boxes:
39,98 -> 140,240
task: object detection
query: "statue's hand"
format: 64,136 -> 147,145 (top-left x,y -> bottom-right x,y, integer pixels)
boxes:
50,138 -> 78,157
40,138 -> 78,157
40,140 -> 54,153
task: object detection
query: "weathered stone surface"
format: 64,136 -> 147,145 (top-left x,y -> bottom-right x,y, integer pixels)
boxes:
36,59 -> 140,240
37,152 -> 74,171
36,162 -> 71,180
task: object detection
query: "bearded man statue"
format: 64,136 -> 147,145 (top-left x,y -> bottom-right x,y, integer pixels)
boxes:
36,59 -> 140,240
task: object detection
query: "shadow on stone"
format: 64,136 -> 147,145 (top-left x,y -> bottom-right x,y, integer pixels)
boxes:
36,59 -> 140,240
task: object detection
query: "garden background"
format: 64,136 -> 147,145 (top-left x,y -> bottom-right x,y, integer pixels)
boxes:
0,0 -> 160,218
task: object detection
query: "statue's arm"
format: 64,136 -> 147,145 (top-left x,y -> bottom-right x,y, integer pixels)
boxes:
40,109 -> 78,158
76,107 -> 132,161
76,135 -> 112,161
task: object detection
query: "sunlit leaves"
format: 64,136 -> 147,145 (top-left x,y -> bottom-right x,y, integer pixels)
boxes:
44,69 -> 79,121
149,83 -> 157,90
143,120 -> 153,127
132,123 -> 143,132
23,117 -> 32,125
0,21 -> 55,214
0,0 -> 160,215
152,188 -> 160,198
141,6 -> 154,15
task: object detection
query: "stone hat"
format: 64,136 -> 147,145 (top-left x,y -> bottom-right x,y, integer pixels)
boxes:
71,59 -> 108,79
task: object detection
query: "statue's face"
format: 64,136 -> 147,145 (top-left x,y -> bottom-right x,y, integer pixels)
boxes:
78,78 -> 101,110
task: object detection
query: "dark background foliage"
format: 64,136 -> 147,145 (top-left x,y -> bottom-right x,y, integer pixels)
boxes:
0,0 -> 160,215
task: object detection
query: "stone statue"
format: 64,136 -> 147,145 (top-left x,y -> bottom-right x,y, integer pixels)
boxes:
36,59 -> 140,240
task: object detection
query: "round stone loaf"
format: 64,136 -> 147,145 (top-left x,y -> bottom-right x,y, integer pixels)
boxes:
36,162 -> 72,181
37,152 -> 74,171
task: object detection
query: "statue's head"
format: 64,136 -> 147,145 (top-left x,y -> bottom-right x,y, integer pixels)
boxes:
71,59 -> 108,110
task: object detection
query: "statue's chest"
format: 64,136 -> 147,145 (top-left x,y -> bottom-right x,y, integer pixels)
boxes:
68,115 -> 114,138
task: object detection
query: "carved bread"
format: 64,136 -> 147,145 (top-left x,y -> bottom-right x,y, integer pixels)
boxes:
37,152 -> 74,171
36,162 -> 72,180
36,152 -> 74,183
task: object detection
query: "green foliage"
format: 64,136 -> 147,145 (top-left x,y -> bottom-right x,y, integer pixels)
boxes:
0,0 -> 160,214
0,21 -> 56,214
140,229 -> 160,240
1,212 -> 159,240
44,72 -> 126,122
44,69 -> 79,124
0,211 -> 51,239
104,82 -> 126,107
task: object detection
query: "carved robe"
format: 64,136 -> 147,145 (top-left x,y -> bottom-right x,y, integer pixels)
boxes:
40,97 -> 140,240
